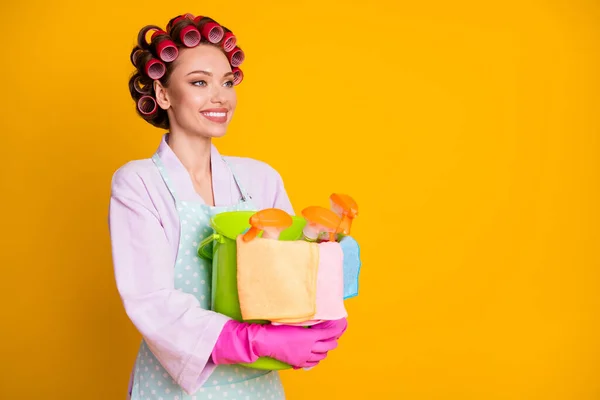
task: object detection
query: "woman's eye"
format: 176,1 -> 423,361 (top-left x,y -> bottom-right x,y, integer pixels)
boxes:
223,80 -> 234,88
192,80 -> 207,87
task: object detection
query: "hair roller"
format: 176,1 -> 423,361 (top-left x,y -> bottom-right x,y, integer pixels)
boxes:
167,16 -> 200,47
168,14 -> 200,47
151,30 -> 178,62
226,47 -> 245,67
137,25 -> 163,49
232,68 -> 244,86
172,14 -> 194,26
138,95 -> 157,115
130,47 -> 144,68
133,75 -> 152,94
203,22 -> 224,43
222,32 -> 237,53
144,58 -> 166,79
179,25 -> 201,47
194,17 -> 224,43
168,14 -> 195,31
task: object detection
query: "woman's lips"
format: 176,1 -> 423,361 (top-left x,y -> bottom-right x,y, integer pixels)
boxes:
200,108 -> 228,123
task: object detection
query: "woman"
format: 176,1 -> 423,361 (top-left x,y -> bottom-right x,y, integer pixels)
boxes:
109,13 -> 348,400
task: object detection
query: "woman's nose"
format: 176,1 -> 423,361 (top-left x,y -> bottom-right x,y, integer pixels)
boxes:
210,84 -> 226,104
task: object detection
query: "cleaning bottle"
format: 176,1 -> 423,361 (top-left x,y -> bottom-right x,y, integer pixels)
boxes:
329,193 -> 359,240
242,208 -> 293,242
301,206 -> 340,243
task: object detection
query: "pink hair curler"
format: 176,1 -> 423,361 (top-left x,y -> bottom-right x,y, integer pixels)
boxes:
137,95 -> 157,115
138,25 -> 162,49
227,47 -> 245,67
166,18 -> 176,33
151,30 -> 178,62
222,32 -> 237,52
168,14 -> 194,31
133,76 -> 151,94
179,25 -> 201,47
200,21 -> 224,43
144,58 -> 166,80
232,67 -> 244,85
167,15 -> 200,47
130,48 -> 144,68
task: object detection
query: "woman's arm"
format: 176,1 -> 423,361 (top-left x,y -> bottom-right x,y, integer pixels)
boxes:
109,167 -> 230,395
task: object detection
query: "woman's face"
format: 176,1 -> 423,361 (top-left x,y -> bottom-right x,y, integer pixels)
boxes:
155,44 -> 237,138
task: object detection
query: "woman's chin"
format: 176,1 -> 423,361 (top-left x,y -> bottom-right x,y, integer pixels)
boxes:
206,128 -> 228,139
192,126 -> 229,139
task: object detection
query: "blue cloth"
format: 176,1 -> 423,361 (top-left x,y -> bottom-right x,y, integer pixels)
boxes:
340,236 -> 361,299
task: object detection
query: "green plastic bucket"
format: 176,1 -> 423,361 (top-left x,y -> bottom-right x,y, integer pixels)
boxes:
197,210 -> 307,370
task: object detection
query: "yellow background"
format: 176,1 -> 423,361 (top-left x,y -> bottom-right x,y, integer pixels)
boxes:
1,0 -> 599,398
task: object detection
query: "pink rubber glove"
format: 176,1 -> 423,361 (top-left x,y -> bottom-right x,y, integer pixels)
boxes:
211,318 -> 348,369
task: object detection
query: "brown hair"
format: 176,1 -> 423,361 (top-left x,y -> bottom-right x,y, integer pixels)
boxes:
128,15 -> 243,129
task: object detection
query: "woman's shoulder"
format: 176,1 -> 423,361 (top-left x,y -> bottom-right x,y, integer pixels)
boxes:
110,158 -> 161,197
111,158 -> 156,182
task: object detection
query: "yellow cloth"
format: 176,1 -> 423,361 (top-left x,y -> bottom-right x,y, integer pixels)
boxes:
236,236 -> 319,321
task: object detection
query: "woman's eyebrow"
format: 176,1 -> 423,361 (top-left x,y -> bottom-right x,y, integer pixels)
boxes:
186,70 -> 212,76
186,70 -> 235,78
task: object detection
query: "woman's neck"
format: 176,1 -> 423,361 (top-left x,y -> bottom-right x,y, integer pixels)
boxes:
167,131 -> 212,178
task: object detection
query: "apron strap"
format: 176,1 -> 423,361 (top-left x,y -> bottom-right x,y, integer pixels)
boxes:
152,152 -> 250,204
222,157 -> 252,202
151,153 -> 179,203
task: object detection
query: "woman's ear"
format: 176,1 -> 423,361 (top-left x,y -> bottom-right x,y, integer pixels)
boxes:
154,80 -> 170,110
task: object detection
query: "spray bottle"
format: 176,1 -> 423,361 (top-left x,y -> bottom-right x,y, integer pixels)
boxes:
242,208 -> 293,242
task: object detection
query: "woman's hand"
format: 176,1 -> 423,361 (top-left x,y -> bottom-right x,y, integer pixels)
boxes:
211,318 -> 348,368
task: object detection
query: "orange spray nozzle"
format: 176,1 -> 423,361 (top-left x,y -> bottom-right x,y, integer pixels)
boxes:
329,193 -> 358,235
242,208 -> 293,242
301,206 -> 341,242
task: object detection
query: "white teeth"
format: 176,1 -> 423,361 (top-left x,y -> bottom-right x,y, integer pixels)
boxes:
203,112 -> 226,117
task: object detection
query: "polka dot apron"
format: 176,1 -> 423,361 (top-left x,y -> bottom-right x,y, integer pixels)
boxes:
128,153 -> 286,400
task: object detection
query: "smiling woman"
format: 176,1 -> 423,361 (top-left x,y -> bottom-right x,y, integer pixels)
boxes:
128,15 -> 243,132
110,12 -> 348,400
153,46 -> 237,138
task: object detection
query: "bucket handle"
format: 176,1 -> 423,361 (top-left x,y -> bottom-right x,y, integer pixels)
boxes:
197,233 -> 221,260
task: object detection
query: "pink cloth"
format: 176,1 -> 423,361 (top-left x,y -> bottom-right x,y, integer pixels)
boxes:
272,241 -> 347,326
109,134 -> 294,395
